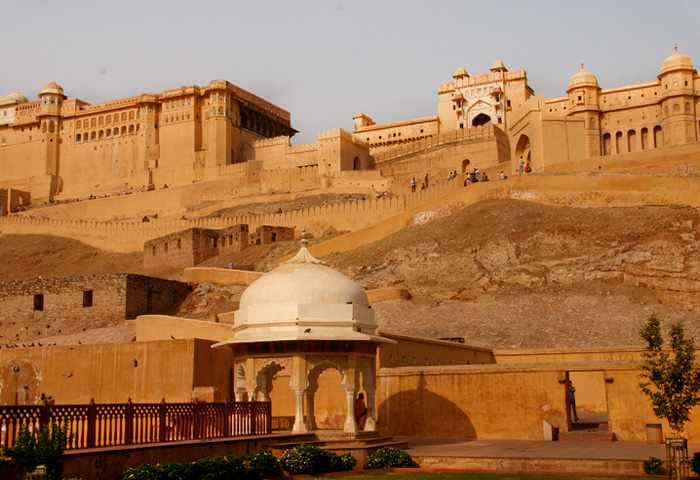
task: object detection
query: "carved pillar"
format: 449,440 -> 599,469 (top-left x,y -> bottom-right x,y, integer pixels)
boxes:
305,388 -> 317,431
364,387 -> 377,432
246,389 -> 257,402
292,388 -> 307,433
343,387 -> 358,433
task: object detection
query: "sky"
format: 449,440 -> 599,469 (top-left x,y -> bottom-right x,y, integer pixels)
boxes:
1,0 -> 699,145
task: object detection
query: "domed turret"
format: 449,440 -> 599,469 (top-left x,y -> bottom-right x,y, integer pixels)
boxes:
660,45 -> 694,75
453,66 -> 468,79
490,59 -> 507,72
3,90 -> 28,104
567,63 -> 599,92
215,232 -> 389,346
41,82 -> 64,96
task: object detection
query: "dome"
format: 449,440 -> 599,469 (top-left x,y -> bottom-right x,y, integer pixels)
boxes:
239,250 -> 370,310
491,59 -> 507,72
41,82 -> 64,95
660,46 -> 694,75
4,90 -> 28,104
453,66 -> 468,78
567,64 -> 599,91
214,234 -> 391,347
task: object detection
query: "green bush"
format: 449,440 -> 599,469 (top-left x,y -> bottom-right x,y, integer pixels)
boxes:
119,463 -> 171,480
643,456 -> 664,475
331,452 -> 357,472
691,452 -> 700,476
366,446 -> 414,469
280,444 -> 330,475
243,451 -> 282,480
3,421 -> 70,480
191,455 -> 245,480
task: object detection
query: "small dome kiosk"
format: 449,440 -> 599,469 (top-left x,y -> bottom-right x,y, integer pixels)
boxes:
213,233 -> 395,433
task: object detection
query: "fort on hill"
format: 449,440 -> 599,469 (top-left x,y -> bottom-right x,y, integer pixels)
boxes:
2,48 -> 700,478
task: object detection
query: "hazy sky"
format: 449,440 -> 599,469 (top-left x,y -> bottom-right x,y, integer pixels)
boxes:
2,1 -> 699,145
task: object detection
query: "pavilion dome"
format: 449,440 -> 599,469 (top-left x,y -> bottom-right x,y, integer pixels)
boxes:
239,247 -> 370,310
41,82 -> 64,96
660,46 -> 694,75
4,90 -> 28,104
491,59 -> 507,71
453,66 -> 468,78
567,64 -> 599,91
213,233 -> 392,347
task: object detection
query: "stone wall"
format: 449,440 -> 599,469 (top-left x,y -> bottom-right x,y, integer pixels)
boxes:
0,274 -> 189,343
144,225 -> 249,269
250,225 -> 294,246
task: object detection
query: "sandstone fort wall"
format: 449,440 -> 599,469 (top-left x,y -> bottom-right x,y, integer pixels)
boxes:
0,274 -> 190,344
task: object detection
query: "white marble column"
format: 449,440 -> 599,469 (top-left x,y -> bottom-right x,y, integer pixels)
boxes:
292,388 -> 307,433
343,387 -> 358,433
305,389 -> 318,430
364,388 -> 377,432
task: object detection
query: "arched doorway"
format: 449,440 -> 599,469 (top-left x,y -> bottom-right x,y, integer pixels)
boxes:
461,159 -> 471,173
515,134 -> 531,169
353,156 -> 361,171
307,361 -> 346,430
472,113 -> 492,127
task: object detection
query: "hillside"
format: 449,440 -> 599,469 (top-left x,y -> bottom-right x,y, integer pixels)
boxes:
2,198 -> 700,350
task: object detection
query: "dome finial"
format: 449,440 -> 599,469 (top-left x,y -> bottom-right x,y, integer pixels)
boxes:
674,44 -> 678,52
581,62 -> 584,70
285,229 -> 325,265
300,228 -> 309,249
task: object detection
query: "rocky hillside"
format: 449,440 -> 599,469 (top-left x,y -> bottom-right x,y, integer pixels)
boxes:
3,198 -> 700,350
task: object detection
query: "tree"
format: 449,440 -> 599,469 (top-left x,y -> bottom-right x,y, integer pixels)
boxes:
3,420 -> 69,480
639,314 -> 700,436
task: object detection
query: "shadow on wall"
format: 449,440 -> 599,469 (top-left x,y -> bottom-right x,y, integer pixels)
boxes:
378,373 -> 475,437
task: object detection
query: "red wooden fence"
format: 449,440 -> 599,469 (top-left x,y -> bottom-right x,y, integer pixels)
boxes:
0,398 -> 271,450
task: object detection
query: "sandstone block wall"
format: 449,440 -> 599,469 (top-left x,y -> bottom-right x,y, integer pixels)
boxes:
144,225 -> 249,269
0,274 -> 189,343
250,225 -> 294,245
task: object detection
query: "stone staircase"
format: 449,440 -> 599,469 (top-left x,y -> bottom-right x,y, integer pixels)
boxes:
265,431 -> 408,468
559,420 -> 617,442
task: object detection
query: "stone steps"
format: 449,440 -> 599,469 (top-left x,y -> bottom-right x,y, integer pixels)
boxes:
265,432 -> 408,468
559,422 -> 616,442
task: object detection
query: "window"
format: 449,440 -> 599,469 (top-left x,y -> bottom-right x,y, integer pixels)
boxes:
164,242 -> 168,253
83,291 -> 93,308
33,294 -> 44,311
177,239 -> 182,249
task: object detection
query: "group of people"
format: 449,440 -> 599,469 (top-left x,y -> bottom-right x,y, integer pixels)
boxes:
464,167 -> 489,186
518,156 -> 532,174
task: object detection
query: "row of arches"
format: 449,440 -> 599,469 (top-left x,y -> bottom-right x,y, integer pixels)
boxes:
236,354 -> 375,433
76,111 -> 137,130
76,124 -> 139,142
602,126 -> 662,155
240,107 -> 289,139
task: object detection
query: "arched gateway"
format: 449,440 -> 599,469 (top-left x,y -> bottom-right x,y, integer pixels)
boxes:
213,233 -> 394,433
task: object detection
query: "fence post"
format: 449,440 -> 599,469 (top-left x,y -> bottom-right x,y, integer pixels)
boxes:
266,400 -> 272,434
40,399 -> 50,431
125,398 -> 134,446
193,399 -> 200,439
159,398 -> 167,443
250,401 -> 256,435
223,401 -> 230,438
87,398 -> 96,448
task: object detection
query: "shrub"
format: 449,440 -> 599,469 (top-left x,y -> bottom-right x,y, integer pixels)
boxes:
280,444 -> 330,475
332,452 -> 357,472
119,463 -> 170,480
191,455 -> 245,480
643,456 -> 664,475
366,447 -> 413,469
691,451 -> 700,476
3,421 -> 70,480
243,452 -> 282,480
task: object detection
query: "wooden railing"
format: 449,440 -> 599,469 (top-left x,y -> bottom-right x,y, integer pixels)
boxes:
0,398 -> 271,450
